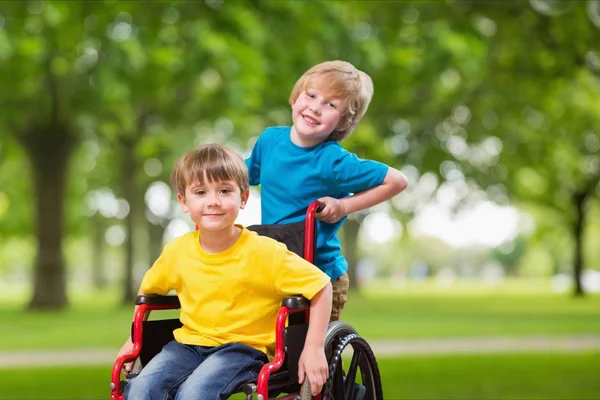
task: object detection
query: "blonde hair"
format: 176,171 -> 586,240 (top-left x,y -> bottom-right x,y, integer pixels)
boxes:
288,60 -> 374,141
170,144 -> 249,196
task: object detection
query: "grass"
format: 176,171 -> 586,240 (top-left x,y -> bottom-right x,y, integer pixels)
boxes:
1,279 -> 599,351
346,291 -> 600,339
1,352 -> 599,399
378,352 -> 600,399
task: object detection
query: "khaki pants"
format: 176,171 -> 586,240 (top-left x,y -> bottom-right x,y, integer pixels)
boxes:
330,273 -> 349,322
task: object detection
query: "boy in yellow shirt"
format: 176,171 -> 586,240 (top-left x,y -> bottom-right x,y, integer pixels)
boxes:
116,144 -> 332,399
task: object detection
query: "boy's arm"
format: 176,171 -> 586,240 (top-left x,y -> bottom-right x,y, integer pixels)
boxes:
317,167 -> 408,223
245,136 -> 263,186
297,282 -> 333,395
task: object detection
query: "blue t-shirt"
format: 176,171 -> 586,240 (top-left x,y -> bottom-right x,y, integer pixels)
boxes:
245,126 -> 388,280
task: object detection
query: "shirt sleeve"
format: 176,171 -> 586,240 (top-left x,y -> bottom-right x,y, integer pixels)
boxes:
245,135 -> 263,186
272,243 -> 330,300
140,246 -> 173,295
329,149 -> 389,194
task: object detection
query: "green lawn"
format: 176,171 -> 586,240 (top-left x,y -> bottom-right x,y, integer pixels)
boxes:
379,352 -> 600,400
346,291 -> 600,339
1,352 -> 599,399
1,279 -> 599,351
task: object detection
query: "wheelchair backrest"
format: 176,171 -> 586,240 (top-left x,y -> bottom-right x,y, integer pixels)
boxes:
246,221 -> 305,258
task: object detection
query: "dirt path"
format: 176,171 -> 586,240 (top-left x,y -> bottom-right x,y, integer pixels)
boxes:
2,335 -> 600,368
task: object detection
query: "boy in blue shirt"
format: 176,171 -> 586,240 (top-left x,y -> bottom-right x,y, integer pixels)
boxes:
246,60 -> 407,322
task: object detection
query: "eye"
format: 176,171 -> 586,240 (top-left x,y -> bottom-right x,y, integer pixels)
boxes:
220,188 -> 231,194
306,92 -> 316,99
327,102 -> 336,109
195,190 -> 206,195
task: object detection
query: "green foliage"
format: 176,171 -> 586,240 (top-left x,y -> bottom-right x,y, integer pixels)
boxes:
0,136 -> 32,236
1,0 -> 600,303
491,237 -> 528,273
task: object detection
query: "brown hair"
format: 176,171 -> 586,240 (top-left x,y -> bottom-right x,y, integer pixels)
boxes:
170,144 -> 249,196
288,60 -> 374,141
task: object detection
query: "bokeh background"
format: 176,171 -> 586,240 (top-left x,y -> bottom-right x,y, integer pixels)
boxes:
0,0 -> 599,399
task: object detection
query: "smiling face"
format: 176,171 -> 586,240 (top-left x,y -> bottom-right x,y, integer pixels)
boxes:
290,86 -> 342,147
288,61 -> 374,143
177,176 -> 249,234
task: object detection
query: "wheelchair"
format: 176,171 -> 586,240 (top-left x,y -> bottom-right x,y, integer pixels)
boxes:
110,201 -> 383,399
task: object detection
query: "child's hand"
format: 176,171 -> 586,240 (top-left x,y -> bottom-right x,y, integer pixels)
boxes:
316,197 -> 346,223
116,338 -> 135,372
298,343 -> 328,396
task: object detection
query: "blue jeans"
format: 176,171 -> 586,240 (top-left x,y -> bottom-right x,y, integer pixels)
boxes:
124,340 -> 268,400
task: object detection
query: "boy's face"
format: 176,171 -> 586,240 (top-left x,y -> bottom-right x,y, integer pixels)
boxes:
291,87 -> 342,147
177,176 -> 249,233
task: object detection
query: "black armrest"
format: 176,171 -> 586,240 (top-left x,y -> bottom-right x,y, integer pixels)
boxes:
135,294 -> 181,307
282,295 -> 310,309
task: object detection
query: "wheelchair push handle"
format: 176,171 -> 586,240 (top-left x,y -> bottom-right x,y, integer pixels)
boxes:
307,200 -> 326,217
303,201 -> 324,263
316,200 -> 326,213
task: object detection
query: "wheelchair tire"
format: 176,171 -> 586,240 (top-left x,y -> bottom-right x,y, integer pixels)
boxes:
130,358 -> 143,375
323,333 -> 383,400
299,380 -> 313,400
325,321 -> 358,349
324,321 -> 359,359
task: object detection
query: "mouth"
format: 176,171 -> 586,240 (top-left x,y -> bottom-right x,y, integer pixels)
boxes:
302,114 -> 320,126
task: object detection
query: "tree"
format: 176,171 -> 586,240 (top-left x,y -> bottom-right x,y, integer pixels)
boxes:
459,0 -> 600,295
0,2 -> 98,309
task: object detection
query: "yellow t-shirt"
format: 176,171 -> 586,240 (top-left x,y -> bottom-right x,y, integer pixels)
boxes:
140,225 -> 330,355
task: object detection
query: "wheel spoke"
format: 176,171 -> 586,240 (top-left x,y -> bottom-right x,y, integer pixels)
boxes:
333,359 -> 346,399
344,351 -> 362,398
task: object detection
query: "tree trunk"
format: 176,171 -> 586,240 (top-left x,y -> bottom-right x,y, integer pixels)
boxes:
23,124 -> 74,310
121,139 -> 137,305
572,190 -> 588,297
341,218 -> 361,291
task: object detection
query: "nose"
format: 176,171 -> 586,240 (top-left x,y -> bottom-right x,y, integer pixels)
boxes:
309,99 -> 321,115
206,192 -> 220,207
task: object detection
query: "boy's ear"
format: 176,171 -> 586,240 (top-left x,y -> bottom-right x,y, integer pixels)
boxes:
176,193 -> 189,213
240,188 -> 250,209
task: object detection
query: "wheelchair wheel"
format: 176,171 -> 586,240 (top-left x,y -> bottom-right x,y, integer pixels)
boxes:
323,333 -> 383,400
130,358 -> 143,375
325,321 -> 358,350
324,321 -> 359,364
299,380 -> 313,400
295,323 -> 361,400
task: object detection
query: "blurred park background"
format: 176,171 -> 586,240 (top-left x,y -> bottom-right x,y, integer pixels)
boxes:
1,0 -> 600,399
